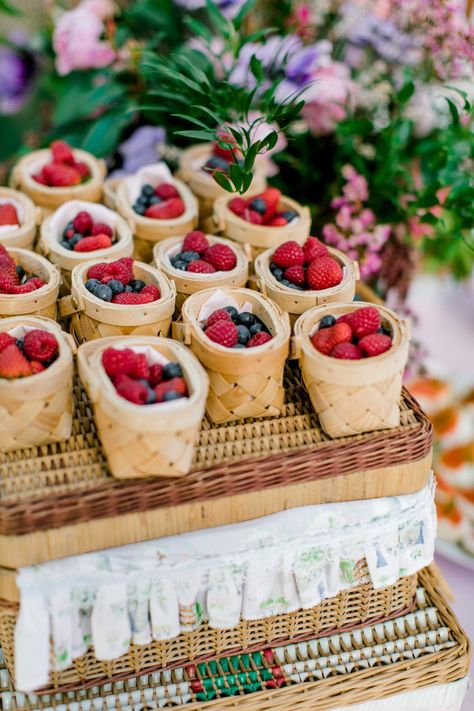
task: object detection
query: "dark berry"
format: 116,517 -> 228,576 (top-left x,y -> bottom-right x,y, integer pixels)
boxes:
16,338 -> 24,351
281,210 -> 298,221
15,265 -> 25,281
69,234 -> 82,249
85,279 -> 101,293
149,195 -> 162,205
180,251 -> 200,264
163,390 -> 182,401
224,306 -> 239,320
236,325 -> 251,345
141,184 -> 155,197
133,203 -> 146,215
124,285 -> 133,293
146,388 -> 157,404
136,195 -> 149,207
249,323 -> 264,336
319,315 -> 336,329
107,279 -> 125,295
287,282 -> 304,290
66,221 -> 74,232
235,311 -> 255,328
162,362 -> 183,380
174,260 -> 188,271
378,326 -> 392,337
42,355 -> 57,368
250,198 -> 267,215
281,279 -> 291,287
129,279 -> 146,293
205,156 -> 230,171
92,284 -> 113,302
59,239 -> 72,250
233,343 -> 246,349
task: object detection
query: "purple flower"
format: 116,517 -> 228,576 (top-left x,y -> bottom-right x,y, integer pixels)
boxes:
0,41 -> 37,115
110,125 -> 166,177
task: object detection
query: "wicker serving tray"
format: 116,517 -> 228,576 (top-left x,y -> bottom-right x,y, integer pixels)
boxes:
0,566 -> 469,710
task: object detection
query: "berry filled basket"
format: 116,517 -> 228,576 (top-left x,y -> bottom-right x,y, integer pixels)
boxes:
0,188 -> 39,251
77,336 -> 208,479
293,302 -> 411,438
59,259 -> 176,343
0,316 -> 75,452
175,287 -> 291,424
0,248 -> 60,320
154,233 -> 249,310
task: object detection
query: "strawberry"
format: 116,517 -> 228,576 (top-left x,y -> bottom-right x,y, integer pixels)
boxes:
0,333 -> 16,352
149,362 -> 164,386
102,347 -> 137,378
43,163 -> 81,187
88,262 -> 111,282
73,234 -> 112,252
23,329 -> 58,362
244,209 -> 264,225
205,309 -> 232,328
155,376 -> 188,401
247,331 -> 273,348
284,265 -> 305,286
311,323 -> 352,355
51,140 -> 74,164
306,255 -> 343,290
0,344 -> 32,378
140,284 -> 161,300
91,223 -> 113,238
228,197 -> 246,217
266,215 -> 288,227
12,278 -> 45,293
145,198 -> 185,219
252,187 -> 280,221
272,241 -> 304,269
32,170 -> 48,185
73,211 -> 93,235
155,182 -> 180,200
112,291 -> 156,304
70,160 -> 90,180
182,231 -> 209,254
330,342 -> 362,360
187,259 -> 216,274
203,244 -> 236,271
0,203 -> 19,227
0,274 -> 15,293
131,353 -> 150,380
213,130 -> 239,161
358,333 -> 392,357
348,307 -> 381,339
303,236 -> 328,264
114,373 -> 148,405
205,320 -> 238,347
30,360 -> 46,374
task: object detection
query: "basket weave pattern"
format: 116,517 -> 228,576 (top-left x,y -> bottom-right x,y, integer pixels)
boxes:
0,249 -> 60,320
0,188 -> 38,251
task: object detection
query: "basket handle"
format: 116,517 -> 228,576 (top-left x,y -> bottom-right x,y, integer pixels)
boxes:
9,164 -> 21,190
256,278 -> 268,297
172,320 -> 192,345
289,335 -> 303,360
211,200 -> 227,233
353,260 -> 361,281
242,243 -> 252,263
399,317 -> 412,341
97,159 -> 107,180
59,293 -> 85,318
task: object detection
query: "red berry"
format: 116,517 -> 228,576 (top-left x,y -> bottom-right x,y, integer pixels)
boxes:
12,278 -> 45,293
112,291 -> 157,304
228,197 -> 246,217
149,363 -> 164,386
205,319 -> 238,347
303,236 -> 328,264
358,333 -> 392,357
0,344 -> 32,379
182,231 -> 209,254
91,223 -> 113,238
272,241 -> 304,268
73,211 -> 93,235
107,259 -> 133,285
88,262 -> 111,282
0,333 -> 16,352
244,209 -> 264,225
70,160 -> 90,179
51,140 -> 74,164
43,163 -> 81,187
213,130 -> 239,162
311,323 -> 352,355
306,255 -> 343,290
330,342 -> 362,360
73,234 -> 113,252
140,284 -> 161,301
348,307 -> 381,339
30,360 -> 46,374
102,347 -> 137,378
203,243 -> 236,271
145,198 -> 185,219
32,171 -> 48,185
23,329 -> 58,363
0,203 -> 19,227
246,331 -> 273,348
0,274 -> 16,293
205,309 -> 232,328
335,313 -> 353,326
131,353 -> 150,380
266,215 -> 288,227
0,251 -> 20,284
116,257 -> 134,282
155,182 -> 180,200
251,187 -> 281,221
283,265 -> 305,286
114,373 -> 148,405
187,259 -> 216,274
154,377 -> 187,402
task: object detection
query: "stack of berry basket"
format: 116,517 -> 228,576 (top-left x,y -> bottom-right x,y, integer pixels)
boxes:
0,139 -> 469,711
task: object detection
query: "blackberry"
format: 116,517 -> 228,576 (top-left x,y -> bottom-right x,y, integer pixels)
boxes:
163,362 -> 183,380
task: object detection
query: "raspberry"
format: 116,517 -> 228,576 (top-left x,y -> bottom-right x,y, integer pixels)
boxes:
205,319 -> 238,347
335,313 -> 353,326
155,182 -> 180,200
149,363 -> 164,386
272,241 -> 304,268
116,257 -> 134,282
88,262 -> 111,282
154,376 -> 188,401
247,331 -> 273,348
140,284 -> 161,300
12,278 -> 45,293
0,333 -> 16,352
0,203 -> 19,227
102,347 -> 137,378
311,323 -> 352,355
131,353 -> 150,380
0,344 -> 32,379
72,211 -> 93,235
182,231 -> 209,254
91,223 -> 113,238
358,333 -> 392,357
51,140 -> 74,164
30,360 -> 46,374
205,309 -> 232,328
266,215 -> 288,226
73,234 -> 112,252
244,209 -> 264,225
284,265 -> 305,286
252,187 -> 280,222
112,291 -> 157,304
203,244 -> 236,271
0,253 -> 20,284
306,255 -> 343,290
23,329 -> 59,363
348,307 -> 381,339
0,274 -> 15,293
330,342 -> 362,360
229,197 -> 246,216
303,236 -> 328,264
145,197 -> 185,219
70,160 -> 90,179
43,163 -> 81,187
107,260 -> 133,285
114,373 -> 148,405
187,259 -> 216,274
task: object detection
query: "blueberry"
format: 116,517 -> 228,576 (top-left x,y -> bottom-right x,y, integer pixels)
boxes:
107,279 -> 125,295
163,390 -> 182,401
250,198 -> 267,215
249,323 -> 264,336
173,260 -> 188,271
141,184 -> 155,197
92,284 -> 113,302
288,282 -> 304,290
163,362 -> 183,380
233,343 -> 246,349
235,311 -> 255,328
319,315 -> 336,329
124,285 -> 133,292
180,251 -> 200,264
133,203 -> 146,215
272,267 -> 284,281
149,195 -> 162,205
205,156 -> 230,171
69,234 -> 82,249
136,195 -> 149,207
281,278 -> 291,287
42,354 -> 58,368
129,279 -> 146,293
236,324 -> 251,345
85,279 -> 101,293
65,221 -> 74,232
281,210 -> 298,221
224,306 -> 239,320
60,239 -> 72,250
15,265 -> 25,281
146,389 -> 157,405
378,326 -> 392,337
16,338 -> 24,351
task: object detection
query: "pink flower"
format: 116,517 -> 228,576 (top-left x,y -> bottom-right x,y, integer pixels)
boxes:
81,0 -> 116,19
302,62 -> 355,135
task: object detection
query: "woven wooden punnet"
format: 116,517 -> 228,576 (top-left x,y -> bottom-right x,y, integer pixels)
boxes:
0,316 -> 74,452
178,143 -> 267,224
115,177 -> 199,263
255,245 -> 359,325
294,302 -> 411,438
102,176 -> 121,209
10,148 -> 106,211
0,188 -> 39,251
0,573 -> 417,692
0,249 -> 60,320
77,336 -> 208,479
154,235 -> 249,310
39,200 -> 134,291
175,287 -> 291,424
59,260 -> 176,343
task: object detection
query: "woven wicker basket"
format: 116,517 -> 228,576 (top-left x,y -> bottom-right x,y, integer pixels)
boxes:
293,302 -> 411,438
77,336 -> 208,479
0,249 -> 60,320
102,176 -> 121,209
39,201 -> 134,291
115,177 -> 199,263
154,235 -> 250,310
0,188 -> 39,251
10,148 -> 106,211
178,144 -> 267,224
0,316 -> 74,452
175,287 -> 291,424
59,260 -> 176,343
255,246 -> 359,326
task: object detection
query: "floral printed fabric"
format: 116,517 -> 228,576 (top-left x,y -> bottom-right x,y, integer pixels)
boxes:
14,476 -> 436,691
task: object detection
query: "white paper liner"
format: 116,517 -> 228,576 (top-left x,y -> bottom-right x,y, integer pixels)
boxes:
124,162 -> 174,204
0,198 -> 24,234
48,201 -> 117,240
197,288 -> 253,322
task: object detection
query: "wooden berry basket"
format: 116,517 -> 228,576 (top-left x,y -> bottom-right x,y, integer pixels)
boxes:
175,287 -> 291,424
59,260 -> 176,343
0,188 -> 39,251
294,302 -> 411,439
10,149 -> 106,211
154,235 -> 250,310
255,245 -> 359,326
39,201 -> 134,292
0,316 -> 75,453
0,249 -> 60,321
77,335 -> 208,480
102,176 -> 121,210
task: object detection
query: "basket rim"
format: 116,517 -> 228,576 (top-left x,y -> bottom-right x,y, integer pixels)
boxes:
116,175 -> 198,230
154,234 -> 249,282
0,248 -> 60,302
0,187 -> 38,241
15,148 -> 104,197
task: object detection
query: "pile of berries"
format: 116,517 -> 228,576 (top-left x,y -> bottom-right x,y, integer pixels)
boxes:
133,182 -> 185,219
310,306 -> 393,360
32,141 -> 91,187
0,329 -> 59,379
228,188 -> 298,227
85,258 -> 161,304
0,245 -> 45,295
59,210 -> 116,252
202,307 -> 273,349
0,203 -> 20,228
169,231 -> 237,274
268,237 -> 343,291
102,347 -> 188,405
203,130 -> 243,176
